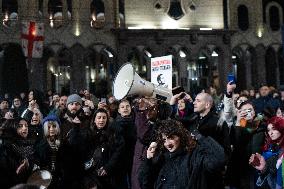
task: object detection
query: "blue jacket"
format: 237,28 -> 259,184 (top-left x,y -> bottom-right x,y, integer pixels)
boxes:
252,96 -> 280,114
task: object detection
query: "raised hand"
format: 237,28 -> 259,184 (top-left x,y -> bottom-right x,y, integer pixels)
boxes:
147,142 -> 157,159
227,81 -> 236,94
16,159 -> 29,174
249,153 -> 266,171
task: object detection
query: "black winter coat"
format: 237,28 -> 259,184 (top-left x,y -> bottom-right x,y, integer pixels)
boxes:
0,138 -> 34,189
34,139 -> 56,170
187,112 -> 231,157
226,122 -> 266,188
92,125 -> 126,189
138,136 -> 226,189
34,138 -> 60,188
111,115 -> 136,172
57,126 -> 98,189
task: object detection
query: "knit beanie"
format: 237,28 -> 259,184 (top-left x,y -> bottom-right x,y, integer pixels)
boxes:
67,94 -> 82,106
42,114 -> 61,126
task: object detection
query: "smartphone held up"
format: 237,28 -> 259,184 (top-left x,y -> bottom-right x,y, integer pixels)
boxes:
227,74 -> 236,84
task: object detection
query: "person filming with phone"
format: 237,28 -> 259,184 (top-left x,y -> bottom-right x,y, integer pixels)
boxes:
227,101 -> 266,189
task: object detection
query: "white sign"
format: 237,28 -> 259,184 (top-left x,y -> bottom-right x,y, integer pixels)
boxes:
151,55 -> 172,89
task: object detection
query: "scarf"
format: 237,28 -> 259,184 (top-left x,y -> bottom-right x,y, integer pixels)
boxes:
178,110 -> 185,118
11,138 -> 34,160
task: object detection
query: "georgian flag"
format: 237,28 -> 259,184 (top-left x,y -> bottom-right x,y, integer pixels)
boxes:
21,21 -> 44,59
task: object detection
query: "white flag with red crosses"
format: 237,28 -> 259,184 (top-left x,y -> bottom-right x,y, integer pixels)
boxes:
21,21 -> 44,59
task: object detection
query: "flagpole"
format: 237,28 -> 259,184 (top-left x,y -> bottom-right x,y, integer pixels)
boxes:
26,57 -> 32,90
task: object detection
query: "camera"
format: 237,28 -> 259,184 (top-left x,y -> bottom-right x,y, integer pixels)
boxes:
179,92 -> 186,99
246,109 -> 252,119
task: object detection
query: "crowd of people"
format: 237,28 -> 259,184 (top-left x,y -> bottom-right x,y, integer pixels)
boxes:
0,83 -> 284,189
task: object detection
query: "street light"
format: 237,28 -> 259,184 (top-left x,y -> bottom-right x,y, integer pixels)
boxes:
211,51 -> 218,57
144,50 -> 152,58
104,49 -> 113,58
179,50 -> 186,58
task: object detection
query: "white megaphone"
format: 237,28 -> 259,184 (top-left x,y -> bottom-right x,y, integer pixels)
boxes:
113,63 -> 173,103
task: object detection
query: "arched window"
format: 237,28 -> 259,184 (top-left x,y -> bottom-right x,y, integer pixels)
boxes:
2,44 -> 28,94
196,51 -> 210,90
90,0 -> 105,28
119,0 -> 125,27
85,46 -> 113,97
265,48 -> 277,86
127,49 -> 147,79
48,0 -> 63,28
54,48 -> 72,94
238,5 -> 249,31
269,6 -> 280,31
2,0 -> 18,14
48,0 -> 62,15
167,0 -> 185,20
2,0 -> 18,27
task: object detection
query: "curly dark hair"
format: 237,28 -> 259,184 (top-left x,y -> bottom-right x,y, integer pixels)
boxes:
156,119 -> 196,153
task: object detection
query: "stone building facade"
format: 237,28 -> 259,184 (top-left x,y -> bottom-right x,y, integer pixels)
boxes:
229,0 -> 284,90
0,0 -> 283,96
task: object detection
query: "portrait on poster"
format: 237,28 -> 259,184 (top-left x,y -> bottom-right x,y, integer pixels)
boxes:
151,55 -> 172,89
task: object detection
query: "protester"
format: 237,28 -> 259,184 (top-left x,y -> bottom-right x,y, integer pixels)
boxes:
131,97 -> 172,189
49,95 -> 68,118
11,96 -> 25,117
138,119 -> 226,189
34,114 -> 61,188
26,89 -> 49,117
189,92 -> 231,157
3,80 -> 284,189
276,107 -> 284,118
60,94 -> 88,139
0,118 -> 35,188
57,106 -> 97,189
111,99 -> 136,188
170,91 -> 194,126
0,97 -> 9,118
227,101 -> 266,189
91,108 -> 125,189
252,84 -> 280,114
249,116 -> 284,189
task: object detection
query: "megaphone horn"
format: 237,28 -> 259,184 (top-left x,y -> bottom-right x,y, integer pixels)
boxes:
112,63 -> 173,103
